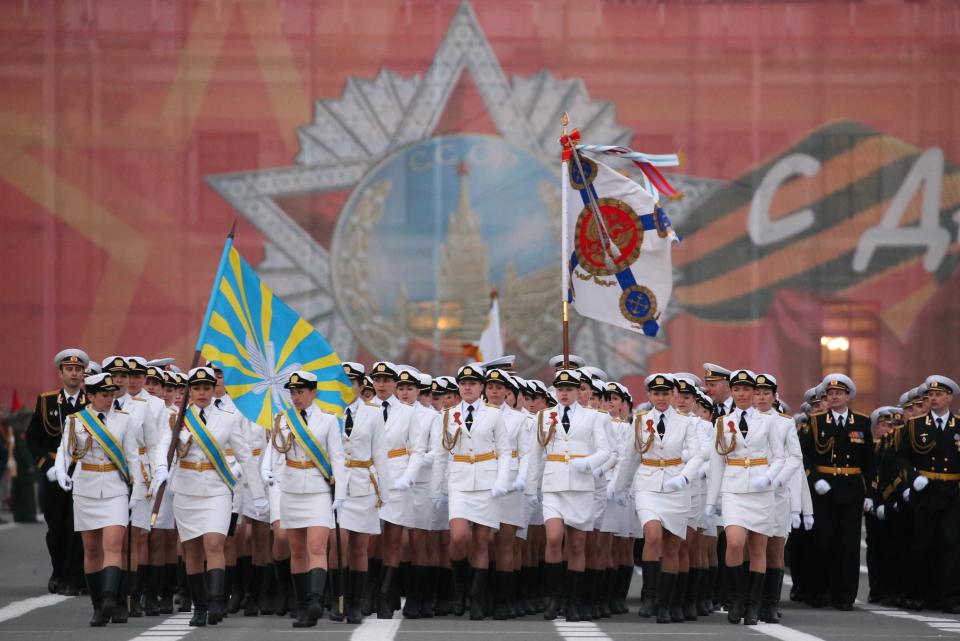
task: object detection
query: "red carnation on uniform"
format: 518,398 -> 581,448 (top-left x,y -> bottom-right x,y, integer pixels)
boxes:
454,412 -> 462,425
727,421 -> 736,433
646,419 -> 655,432
550,411 -> 559,425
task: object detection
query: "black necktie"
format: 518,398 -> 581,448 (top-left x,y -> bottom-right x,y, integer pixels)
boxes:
837,415 -> 846,430
113,399 -> 121,410
657,414 -> 666,438
300,409 -> 308,423
215,399 -> 222,409
465,405 -> 474,431
345,408 -> 353,436
562,406 -> 571,432
97,412 -> 105,422
382,400 -> 389,423
198,408 -> 206,424
68,397 -> 76,410
738,412 -> 749,438
937,417 -> 944,431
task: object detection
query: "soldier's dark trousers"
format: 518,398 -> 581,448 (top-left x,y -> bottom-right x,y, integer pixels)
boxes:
39,478 -> 83,587
812,495 -> 861,606
864,513 -> 884,600
911,502 -> 960,609
787,526 -> 811,599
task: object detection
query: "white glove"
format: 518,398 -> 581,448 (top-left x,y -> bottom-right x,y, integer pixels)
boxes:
698,463 -> 708,480
876,505 -> 886,521
128,494 -> 139,511
55,467 -> 72,491
331,498 -> 344,512
605,482 -> 617,501
790,512 -> 801,530
863,498 -> 874,513
772,476 -> 783,489
511,476 -> 526,493
814,479 -> 831,495
913,475 -> 929,492
253,496 -> 269,511
45,466 -> 57,482
592,466 -> 605,479
526,494 -> 540,508
261,468 -> 275,486
664,475 -> 688,493
903,488 -> 910,502
704,504 -> 717,517
571,458 -> 591,474
803,514 -> 815,530
750,475 -> 772,491
392,476 -> 412,492
616,492 -> 628,506
491,485 -> 508,498
149,465 -> 168,496
433,495 -> 447,511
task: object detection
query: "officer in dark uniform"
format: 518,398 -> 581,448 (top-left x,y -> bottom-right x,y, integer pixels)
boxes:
896,375 -> 960,613
799,374 -> 875,610
27,348 -> 90,595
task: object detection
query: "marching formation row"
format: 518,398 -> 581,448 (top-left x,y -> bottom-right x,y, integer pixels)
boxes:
27,349 -> 960,629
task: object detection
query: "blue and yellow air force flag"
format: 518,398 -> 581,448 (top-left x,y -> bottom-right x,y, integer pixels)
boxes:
198,244 -> 354,428
561,147 -> 679,337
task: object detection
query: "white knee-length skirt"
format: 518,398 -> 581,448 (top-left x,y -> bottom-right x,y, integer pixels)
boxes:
153,488 -> 176,530
527,494 -> 544,526
174,492 -> 232,541
599,496 -> 624,534
591,485 -> 606,530
432,497 -> 450,531
268,482 -> 282,525
338,493 -> 381,535
637,489 -> 691,539
129,497 -> 152,531
772,487 -> 791,538
241,483 -> 271,523
380,486 -> 415,529
74,494 -> 128,531
499,488 -> 526,529
542,490 -> 594,532
449,489 -> 499,530
280,490 -> 334,530
411,482 -> 433,531
721,490 -> 775,537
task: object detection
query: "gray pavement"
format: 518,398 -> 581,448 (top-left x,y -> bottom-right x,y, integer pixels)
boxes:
0,520 -> 955,641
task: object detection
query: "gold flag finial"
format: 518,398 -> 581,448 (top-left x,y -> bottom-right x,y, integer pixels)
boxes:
560,112 -> 569,134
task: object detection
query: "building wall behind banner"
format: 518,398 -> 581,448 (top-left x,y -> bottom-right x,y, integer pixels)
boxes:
1,0 -> 958,411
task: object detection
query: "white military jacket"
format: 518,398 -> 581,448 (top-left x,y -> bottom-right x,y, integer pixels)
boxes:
121,391 -> 163,500
412,402 -> 439,485
273,404 -> 347,501
706,407 -> 786,505
339,398 -> 392,501
501,403 -> 532,486
376,395 -> 425,486
525,402 -> 610,494
613,407 -> 703,493
430,400 -> 511,495
58,407 -> 141,500
758,408 -> 808,516
155,401 -> 266,500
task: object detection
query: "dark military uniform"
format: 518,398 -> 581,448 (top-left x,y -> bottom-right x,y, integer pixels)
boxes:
874,418 -> 910,607
800,409 -> 875,609
896,411 -> 960,612
787,413 -> 814,603
27,388 -> 87,593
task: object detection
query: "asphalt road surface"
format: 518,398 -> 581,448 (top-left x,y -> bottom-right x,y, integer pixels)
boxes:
1,520 -> 956,641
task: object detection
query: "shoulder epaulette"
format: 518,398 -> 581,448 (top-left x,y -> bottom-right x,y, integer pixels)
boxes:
779,412 -> 792,419
486,403 -> 499,409
852,411 -> 869,420
365,401 -> 379,408
131,397 -> 146,402
676,410 -> 689,416
41,389 -> 60,397
810,411 -> 828,417
114,409 -> 128,415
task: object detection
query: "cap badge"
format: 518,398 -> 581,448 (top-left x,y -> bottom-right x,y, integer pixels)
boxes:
464,367 -> 473,376
738,372 -> 747,380
377,364 -> 386,372
197,371 -> 206,379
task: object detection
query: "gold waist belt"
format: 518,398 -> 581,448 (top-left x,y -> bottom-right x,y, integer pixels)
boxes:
387,448 -> 408,459
453,451 -> 496,464
727,458 -> 769,468
642,457 -> 682,467
815,465 -> 861,476
80,462 -> 117,472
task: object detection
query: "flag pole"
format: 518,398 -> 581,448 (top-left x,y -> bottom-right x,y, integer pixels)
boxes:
151,220 -> 237,524
560,114 -> 571,369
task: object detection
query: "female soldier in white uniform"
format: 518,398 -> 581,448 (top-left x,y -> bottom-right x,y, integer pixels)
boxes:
328,362 -> 391,623
368,361 -> 425,619
431,364 -> 511,619
705,369 -> 785,626
267,371 -> 347,628
613,374 -> 702,624
151,367 -> 267,627
55,373 -> 140,627
525,369 -> 610,622
752,373 -> 803,623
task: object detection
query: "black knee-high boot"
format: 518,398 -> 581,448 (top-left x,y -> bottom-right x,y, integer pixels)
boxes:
100,566 -> 122,623
376,565 -> 398,620
244,564 -> 263,616
274,559 -> 291,616
743,570 -> 764,625
563,570 -> 582,623
761,567 -> 782,623
187,573 -> 208,627
451,558 -> 470,617
541,562 -> 563,620
657,572 -> 677,624
669,572 -> 687,623
683,568 -> 700,620
206,569 -> 226,625
361,559 -> 380,616
727,563 -> 746,624
346,569 -> 365,624
86,571 -> 106,627
176,561 -> 192,612
639,561 -> 660,618
469,567 -> 488,621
